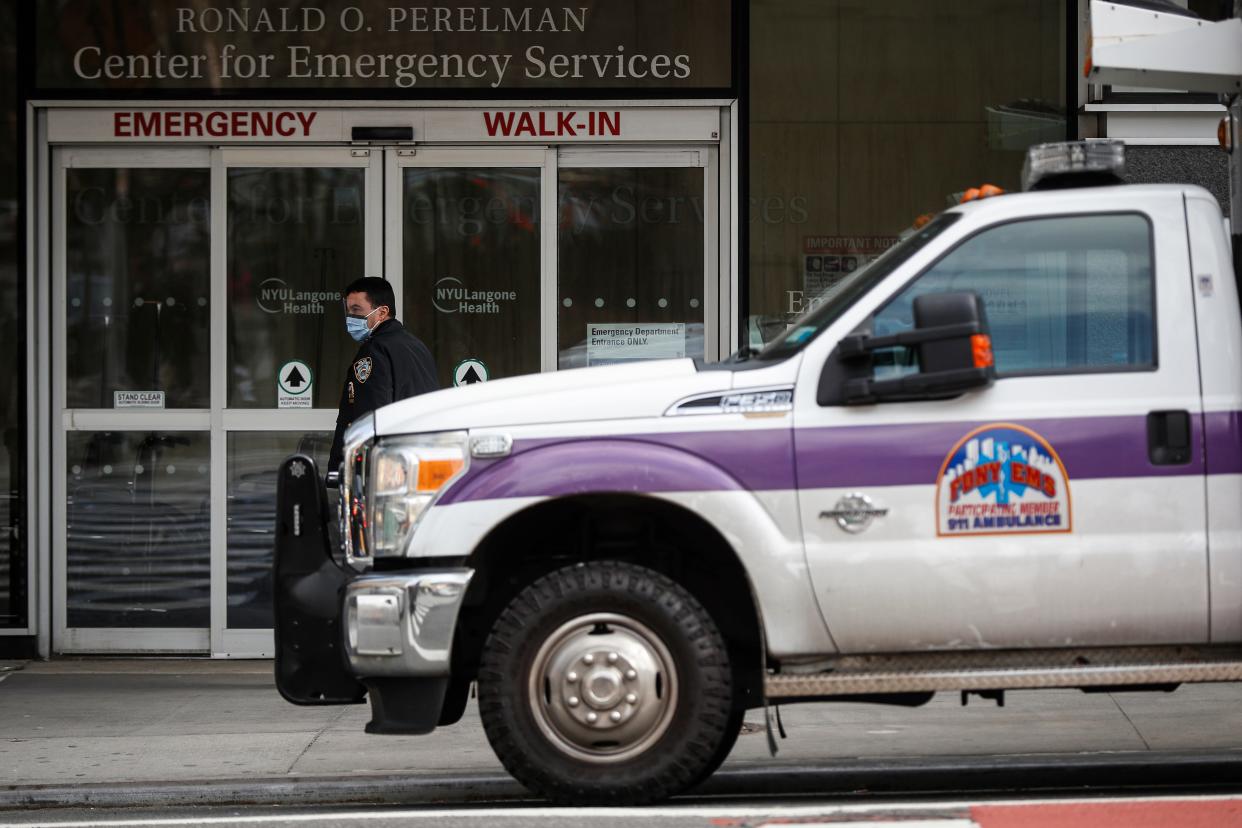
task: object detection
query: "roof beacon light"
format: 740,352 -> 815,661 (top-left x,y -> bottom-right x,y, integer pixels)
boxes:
1021,140 -> 1126,192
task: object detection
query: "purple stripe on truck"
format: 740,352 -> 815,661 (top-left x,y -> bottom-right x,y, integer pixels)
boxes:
438,430 -> 794,505
1205,410 -> 1242,475
794,414 -> 1205,489
439,412 -> 1234,505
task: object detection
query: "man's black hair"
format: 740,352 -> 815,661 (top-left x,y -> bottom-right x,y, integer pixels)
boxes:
343,276 -> 397,319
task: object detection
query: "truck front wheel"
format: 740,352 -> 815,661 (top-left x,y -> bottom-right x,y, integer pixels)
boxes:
478,561 -> 736,805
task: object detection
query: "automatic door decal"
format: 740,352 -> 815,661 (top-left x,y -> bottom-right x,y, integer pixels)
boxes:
935,423 -> 1071,536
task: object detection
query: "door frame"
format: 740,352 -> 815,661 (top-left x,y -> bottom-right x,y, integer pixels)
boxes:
51,146 -> 385,655
556,146 -> 720,365
384,146 -> 555,374
213,147 -> 383,657
52,146 -> 214,653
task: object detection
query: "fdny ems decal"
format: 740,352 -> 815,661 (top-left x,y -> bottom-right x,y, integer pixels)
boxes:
935,423 -> 1072,536
353,357 -> 372,383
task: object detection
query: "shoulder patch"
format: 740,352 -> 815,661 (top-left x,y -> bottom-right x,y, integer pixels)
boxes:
354,357 -> 372,383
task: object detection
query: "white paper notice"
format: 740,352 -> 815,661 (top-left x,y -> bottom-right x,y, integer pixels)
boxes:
586,323 -> 686,367
113,391 -> 165,408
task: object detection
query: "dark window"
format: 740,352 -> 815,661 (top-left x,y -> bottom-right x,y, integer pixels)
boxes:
747,0 -> 1068,349
0,0 -> 23,629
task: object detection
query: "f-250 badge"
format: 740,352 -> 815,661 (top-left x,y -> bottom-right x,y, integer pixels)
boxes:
935,423 -> 1072,536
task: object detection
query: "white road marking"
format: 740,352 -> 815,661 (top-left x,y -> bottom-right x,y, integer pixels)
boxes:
2,793 -> 1240,828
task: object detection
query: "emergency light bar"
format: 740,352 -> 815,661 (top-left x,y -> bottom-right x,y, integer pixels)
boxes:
1021,140 -> 1126,191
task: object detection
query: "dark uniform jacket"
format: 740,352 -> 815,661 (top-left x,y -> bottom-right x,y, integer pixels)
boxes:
328,318 -> 439,473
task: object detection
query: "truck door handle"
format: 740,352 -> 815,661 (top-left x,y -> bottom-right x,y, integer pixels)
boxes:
1147,410 -> 1192,466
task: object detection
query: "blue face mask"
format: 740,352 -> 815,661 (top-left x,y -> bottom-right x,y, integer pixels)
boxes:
346,307 -> 381,342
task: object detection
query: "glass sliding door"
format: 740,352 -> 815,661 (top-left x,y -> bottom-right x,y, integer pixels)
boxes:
555,150 -> 717,368
216,148 -> 380,657
53,147 -> 380,655
387,148 -> 550,386
54,149 -> 213,652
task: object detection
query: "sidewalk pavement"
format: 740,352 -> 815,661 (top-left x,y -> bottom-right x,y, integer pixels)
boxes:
1,659 -> 1240,807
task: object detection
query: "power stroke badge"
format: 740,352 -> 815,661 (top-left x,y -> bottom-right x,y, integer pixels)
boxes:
935,423 -> 1072,537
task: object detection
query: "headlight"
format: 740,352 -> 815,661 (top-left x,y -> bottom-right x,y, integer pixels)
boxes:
368,432 -> 468,558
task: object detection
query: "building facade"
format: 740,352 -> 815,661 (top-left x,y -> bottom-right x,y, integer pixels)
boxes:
5,0 -> 1224,658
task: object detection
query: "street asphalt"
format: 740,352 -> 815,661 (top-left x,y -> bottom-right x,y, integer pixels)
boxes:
0,659 -> 1240,810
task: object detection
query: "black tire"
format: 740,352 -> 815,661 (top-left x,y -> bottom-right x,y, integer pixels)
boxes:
477,560 -> 735,805
688,705 -> 745,789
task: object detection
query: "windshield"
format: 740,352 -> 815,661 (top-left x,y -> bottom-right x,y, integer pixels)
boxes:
754,213 -> 962,361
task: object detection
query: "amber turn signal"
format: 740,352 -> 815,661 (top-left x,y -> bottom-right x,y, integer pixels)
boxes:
1220,116 -> 1234,153
972,334 -> 995,369
960,184 -> 1005,203
417,458 -> 464,492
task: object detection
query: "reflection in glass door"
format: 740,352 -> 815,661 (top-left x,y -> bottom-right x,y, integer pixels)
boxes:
387,149 -> 549,386
217,149 -> 380,657
55,149 -> 214,652
556,151 -> 715,368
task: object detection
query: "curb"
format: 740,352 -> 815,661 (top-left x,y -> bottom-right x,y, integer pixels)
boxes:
0,773 -> 530,812
3,751 -> 1241,811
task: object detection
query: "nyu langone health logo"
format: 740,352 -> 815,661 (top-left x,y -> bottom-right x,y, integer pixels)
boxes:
256,278 -> 339,315
433,276 -> 517,314
934,423 -> 1072,536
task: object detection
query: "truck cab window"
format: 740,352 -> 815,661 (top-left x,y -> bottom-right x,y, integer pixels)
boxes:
872,213 -> 1155,378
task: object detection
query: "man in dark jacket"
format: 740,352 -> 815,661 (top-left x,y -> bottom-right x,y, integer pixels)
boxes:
328,277 -> 438,475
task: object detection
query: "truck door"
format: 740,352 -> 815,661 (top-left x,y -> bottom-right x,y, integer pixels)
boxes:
793,193 -> 1208,652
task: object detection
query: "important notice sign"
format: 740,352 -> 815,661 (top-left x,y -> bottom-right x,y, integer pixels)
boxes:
37,1 -> 731,91
586,323 -> 686,366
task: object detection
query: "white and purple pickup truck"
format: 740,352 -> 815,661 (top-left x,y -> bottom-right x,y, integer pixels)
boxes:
273,141 -> 1242,805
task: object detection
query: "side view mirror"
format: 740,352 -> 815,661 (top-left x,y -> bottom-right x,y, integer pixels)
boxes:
820,291 -> 996,405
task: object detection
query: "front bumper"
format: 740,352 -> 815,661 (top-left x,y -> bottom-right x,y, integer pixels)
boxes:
273,453 -> 473,734
343,570 -> 474,677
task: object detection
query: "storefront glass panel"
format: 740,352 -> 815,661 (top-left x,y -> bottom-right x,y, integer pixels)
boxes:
53,136 -> 718,653
65,168 -> 211,408
401,167 -> 541,386
557,166 -> 705,367
226,431 -> 330,630
747,0 -> 1066,346
65,431 -> 210,629
227,166 -> 366,408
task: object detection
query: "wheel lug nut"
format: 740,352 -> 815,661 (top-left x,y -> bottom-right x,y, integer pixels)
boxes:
586,712 -> 598,723
625,693 -> 637,704
609,711 -> 622,722
607,652 -> 619,664
566,671 -> 579,683
567,696 -> 580,707
583,654 -> 595,665
625,669 -> 637,680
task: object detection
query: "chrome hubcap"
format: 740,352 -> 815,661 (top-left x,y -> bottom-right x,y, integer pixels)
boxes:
528,612 -> 677,763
